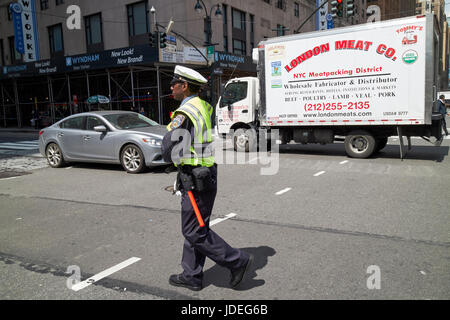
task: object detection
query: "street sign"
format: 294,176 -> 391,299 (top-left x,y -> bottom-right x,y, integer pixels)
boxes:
212,68 -> 223,75
207,46 -> 215,64
326,13 -> 334,29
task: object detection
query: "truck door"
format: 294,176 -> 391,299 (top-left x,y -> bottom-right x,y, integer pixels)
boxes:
217,81 -> 252,134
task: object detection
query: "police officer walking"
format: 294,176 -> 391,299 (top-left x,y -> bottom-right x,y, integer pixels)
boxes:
162,66 -> 253,291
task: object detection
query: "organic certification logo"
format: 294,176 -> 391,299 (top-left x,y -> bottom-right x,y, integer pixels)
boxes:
271,61 -> 282,76
402,50 -> 418,64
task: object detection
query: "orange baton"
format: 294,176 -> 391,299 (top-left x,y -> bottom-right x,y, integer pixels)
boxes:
187,191 -> 205,228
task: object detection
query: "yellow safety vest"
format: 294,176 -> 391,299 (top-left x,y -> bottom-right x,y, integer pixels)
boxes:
167,96 -> 215,167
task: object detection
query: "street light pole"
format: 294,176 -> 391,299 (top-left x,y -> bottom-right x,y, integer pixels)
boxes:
194,0 -> 223,126
194,0 -> 222,46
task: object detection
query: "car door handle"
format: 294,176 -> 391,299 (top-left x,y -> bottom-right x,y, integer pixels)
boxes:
57,133 -> 64,138
241,110 -> 248,113
83,136 -> 91,141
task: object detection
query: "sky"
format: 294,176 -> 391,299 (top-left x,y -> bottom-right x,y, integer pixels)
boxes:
446,0 -> 450,15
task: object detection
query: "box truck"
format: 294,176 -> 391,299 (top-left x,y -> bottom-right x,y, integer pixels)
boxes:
216,14 -> 445,158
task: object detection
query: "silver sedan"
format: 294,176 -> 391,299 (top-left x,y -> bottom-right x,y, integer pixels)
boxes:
39,111 -> 170,173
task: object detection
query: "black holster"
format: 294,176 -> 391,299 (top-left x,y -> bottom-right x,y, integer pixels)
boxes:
178,166 -> 213,192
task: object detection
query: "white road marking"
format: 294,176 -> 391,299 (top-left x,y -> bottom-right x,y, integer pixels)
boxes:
210,213 -> 237,226
70,257 -> 141,292
275,188 -> 292,196
314,171 -> 326,177
339,160 -> 349,165
247,157 -> 259,164
0,176 -> 20,181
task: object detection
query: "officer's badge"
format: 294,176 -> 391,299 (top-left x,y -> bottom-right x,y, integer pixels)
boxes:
168,114 -> 186,131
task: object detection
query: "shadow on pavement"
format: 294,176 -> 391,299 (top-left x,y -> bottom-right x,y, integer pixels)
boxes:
202,246 -> 276,291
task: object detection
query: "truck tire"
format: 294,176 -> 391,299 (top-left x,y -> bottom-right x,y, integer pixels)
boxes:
344,130 -> 377,158
233,128 -> 257,152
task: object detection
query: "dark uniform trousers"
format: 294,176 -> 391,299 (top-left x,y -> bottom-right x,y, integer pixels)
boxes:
179,164 -> 250,285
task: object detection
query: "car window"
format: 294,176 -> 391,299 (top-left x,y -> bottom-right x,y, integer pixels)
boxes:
60,116 -> 85,129
86,116 -> 106,131
103,113 -> 158,130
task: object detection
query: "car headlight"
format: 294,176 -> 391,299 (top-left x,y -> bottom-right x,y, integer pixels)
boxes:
142,138 -> 162,146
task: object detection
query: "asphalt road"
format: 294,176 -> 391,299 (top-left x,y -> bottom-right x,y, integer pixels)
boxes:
0,131 -> 449,302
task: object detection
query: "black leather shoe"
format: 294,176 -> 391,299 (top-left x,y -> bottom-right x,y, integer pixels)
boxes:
169,274 -> 202,291
230,254 -> 254,288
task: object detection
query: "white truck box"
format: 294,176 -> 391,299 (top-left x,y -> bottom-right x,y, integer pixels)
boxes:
216,14 -> 445,158
259,14 -> 433,126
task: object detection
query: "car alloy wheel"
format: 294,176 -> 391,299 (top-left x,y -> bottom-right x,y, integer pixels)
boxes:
121,145 -> 145,173
46,143 -> 65,168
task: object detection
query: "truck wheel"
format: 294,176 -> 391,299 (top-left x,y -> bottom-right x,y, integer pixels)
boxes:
344,131 -> 377,158
233,128 -> 257,152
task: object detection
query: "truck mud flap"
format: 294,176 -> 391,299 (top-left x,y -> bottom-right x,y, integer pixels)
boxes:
397,126 -> 412,161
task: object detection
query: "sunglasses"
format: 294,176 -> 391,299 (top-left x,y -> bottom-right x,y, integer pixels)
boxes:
170,78 -> 186,86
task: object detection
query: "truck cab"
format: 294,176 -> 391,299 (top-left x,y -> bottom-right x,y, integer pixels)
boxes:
216,77 -> 258,136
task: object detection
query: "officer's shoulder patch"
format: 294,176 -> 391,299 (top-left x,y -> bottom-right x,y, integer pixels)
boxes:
168,114 -> 186,131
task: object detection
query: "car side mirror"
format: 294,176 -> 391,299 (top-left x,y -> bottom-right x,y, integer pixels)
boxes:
94,125 -> 107,132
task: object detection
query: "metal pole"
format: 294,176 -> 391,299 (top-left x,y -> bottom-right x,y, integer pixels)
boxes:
295,0 -> 330,33
156,65 -> 162,124
67,74 -> 72,115
1,83 -> 6,127
47,77 -> 55,124
131,67 -> 135,111
107,69 -> 112,110
13,79 -> 21,128
86,72 -> 90,111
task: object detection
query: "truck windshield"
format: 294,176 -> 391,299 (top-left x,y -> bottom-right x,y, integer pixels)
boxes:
222,82 -> 248,106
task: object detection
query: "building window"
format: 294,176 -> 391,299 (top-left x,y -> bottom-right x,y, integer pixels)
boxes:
223,3 -> 228,25
276,0 -> 285,10
85,13 -> 103,45
294,2 -> 299,17
8,36 -> 22,64
232,8 -> 246,31
224,35 -> 228,52
233,39 -> 246,55
0,39 -> 5,66
250,14 -> 254,34
48,24 -> 64,55
40,0 -> 49,10
127,1 -> 150,37
276,24 -> 286,36
55,0 -> 64,5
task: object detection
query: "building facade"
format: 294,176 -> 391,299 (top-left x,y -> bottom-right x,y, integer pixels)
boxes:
0,0 -> 384,128
0,0 -> 328,128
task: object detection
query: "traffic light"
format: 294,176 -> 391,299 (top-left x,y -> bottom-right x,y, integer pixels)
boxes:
331,0 -> 343,18
346,0 -> 355,17
149,31 -> 157,48
159,32 -> 167,49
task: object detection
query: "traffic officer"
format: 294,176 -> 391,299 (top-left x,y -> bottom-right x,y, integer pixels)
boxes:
162,65 -> 253,291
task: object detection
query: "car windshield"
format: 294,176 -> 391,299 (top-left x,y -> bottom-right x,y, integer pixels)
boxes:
103,113 -> 158,130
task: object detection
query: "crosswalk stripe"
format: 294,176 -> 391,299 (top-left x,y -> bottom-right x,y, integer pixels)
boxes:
0,140 -> 40,151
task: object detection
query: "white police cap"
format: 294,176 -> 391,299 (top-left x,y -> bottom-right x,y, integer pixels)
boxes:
173,65 -> 208,85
